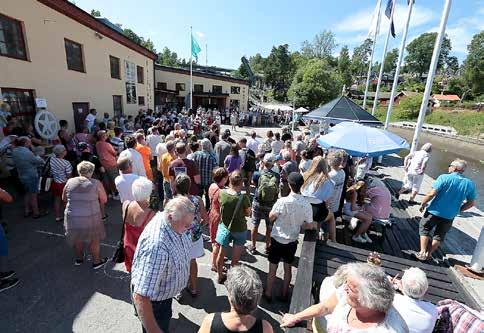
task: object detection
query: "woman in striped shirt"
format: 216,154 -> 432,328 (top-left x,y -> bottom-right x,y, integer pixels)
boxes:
50,145 -> 73,222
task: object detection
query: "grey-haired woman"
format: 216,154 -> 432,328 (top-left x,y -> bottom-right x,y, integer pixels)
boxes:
198,265 -> 273,333
63,161 -> 107,269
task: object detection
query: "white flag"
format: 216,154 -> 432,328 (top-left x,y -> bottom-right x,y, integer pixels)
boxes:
367,0 -> 382,38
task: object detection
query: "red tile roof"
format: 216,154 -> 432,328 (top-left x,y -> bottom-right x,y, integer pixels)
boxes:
432,94 -> 460,101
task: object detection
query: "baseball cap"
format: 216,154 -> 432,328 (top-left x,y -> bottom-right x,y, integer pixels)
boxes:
263,153 -> 275,164
288,172 -> 304,187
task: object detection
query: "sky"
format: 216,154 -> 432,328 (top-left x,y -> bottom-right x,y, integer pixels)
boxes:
74,0 -> 482,69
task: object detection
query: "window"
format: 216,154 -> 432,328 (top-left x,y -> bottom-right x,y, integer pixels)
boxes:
157,82 -> 167,90
1,88 -> 36,124
0,14 -> 27,60
126,83 -> 137,104
230,99 -> 240,108
176,83 -> 185,91
64,39 -> 84,72
138,96 -> 145,105
231,86 -> 240,94
109,56 -> 120,79
194,84 -> 203,93
137,65 -> 144,84
212,85 -> 222,94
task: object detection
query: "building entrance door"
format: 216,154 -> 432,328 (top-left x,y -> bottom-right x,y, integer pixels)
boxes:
113,95 -> 123,120
72,102 -> 90,132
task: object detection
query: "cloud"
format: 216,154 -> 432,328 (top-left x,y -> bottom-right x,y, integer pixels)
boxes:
195,31 -> 205,39
335,3 -> 436,38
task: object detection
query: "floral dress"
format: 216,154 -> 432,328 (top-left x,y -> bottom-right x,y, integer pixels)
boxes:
187,195 -> 204,259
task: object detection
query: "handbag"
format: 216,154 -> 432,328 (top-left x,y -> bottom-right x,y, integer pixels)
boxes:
39,156 -> 53,192
111,202 -> 131,263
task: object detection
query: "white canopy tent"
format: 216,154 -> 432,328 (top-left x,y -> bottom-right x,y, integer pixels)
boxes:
294,107 -> 309,113
257,103 -> 293,112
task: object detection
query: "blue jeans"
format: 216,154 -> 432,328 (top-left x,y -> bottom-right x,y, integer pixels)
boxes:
0,224 -> 7,257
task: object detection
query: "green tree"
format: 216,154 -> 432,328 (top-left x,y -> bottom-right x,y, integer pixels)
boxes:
397,94 -> 423,120
351,39 -> 373,77
405,32 -> 451,78
301,30 -> 337,59
157,47 -> 179,66
288,59 -> 340,109
233,63 -> 250,80
264,44 -> 294,101
446,77 -> 467,98
384,48 -> 399,73
249,53 -> 266,73
445,56 -> 459,75
123,28 -> 156,52
338,45 -> 352,88
463,31 -> 484,96
90,9 -> 101,17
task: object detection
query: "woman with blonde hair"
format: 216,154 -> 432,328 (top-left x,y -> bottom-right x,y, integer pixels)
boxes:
63,161 -> 107,269
301,156 -> 336,241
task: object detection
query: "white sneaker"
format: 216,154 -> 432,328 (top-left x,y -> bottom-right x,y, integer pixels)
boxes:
352,235 -> 367,243
362,233 -> 373,243
349,218 -> 359,230
111,194 -> 120,201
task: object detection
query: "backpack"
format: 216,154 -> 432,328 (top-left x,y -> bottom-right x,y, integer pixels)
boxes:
243,148 -> 257,173
257,171 -> 279,206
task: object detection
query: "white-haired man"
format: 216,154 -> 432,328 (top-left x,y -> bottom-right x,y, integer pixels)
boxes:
392,267 -> 438,333
417,159 -> 476,261
131,197 -> 195,333
398,143 -> 432,203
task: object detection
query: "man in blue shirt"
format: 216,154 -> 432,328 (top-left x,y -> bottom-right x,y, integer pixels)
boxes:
417,159 -> 477,261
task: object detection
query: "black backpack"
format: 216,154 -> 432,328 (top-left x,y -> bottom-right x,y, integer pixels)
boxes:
243,148 -> 257,173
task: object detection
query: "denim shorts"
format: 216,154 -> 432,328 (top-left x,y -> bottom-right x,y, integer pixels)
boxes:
215,223 -> 247,248
251,201 -> 273,228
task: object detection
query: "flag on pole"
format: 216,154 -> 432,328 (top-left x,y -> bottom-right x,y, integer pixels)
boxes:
191,33 -> 201,62
367,0 -> 382,38
385,0 -> 396,38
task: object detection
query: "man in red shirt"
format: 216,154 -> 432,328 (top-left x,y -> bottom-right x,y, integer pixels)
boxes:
168,142 -> 200,196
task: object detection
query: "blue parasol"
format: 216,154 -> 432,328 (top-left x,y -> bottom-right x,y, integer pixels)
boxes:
317,122 -> 409,157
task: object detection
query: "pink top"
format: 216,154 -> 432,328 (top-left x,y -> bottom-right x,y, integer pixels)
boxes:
96,141 -> 117,169
364,186 -> 391,219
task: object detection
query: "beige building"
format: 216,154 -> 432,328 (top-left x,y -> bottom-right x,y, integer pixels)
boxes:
0,0 -> 157,132
155,65 -> 249,112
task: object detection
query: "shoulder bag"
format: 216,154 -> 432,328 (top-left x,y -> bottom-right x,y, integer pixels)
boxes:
111,202 -> 131,263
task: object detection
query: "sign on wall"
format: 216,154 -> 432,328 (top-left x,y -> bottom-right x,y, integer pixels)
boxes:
125,60 -> 137,104
35,98 -> 47,109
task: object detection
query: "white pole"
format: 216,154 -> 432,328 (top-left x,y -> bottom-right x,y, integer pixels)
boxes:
385,0 -> 414,129
410,0 -> 452,153
372,0 -> 396,116
206,43 -> 208,70
363,0 -> 382,110
190,26 -> 193,110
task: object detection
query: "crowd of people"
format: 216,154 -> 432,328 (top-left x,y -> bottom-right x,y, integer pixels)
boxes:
0,106 -> 479,332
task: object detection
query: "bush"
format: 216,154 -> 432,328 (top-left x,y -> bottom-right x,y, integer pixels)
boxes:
396,94 -> 423,119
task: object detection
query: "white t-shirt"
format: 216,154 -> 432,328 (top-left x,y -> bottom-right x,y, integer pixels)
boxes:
85,113 -> 96,131
299,159 -> 312,173
115,173 -> 140,203
146,135 -> 163,157
407,150 -> 430,176
247,138 -> 260,154
328,169 -> 346,213
119,148 -> 146,177
270,193 -> 313,244
392,294 -> 438,333
328,288 -> 409,333
271,140 -> 284,154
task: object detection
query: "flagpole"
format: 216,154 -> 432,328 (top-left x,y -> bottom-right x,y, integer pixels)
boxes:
384,0 -> 414,129
410,0 -> 452,153
363,0 -> 382,110
371,0 -> 396,115
205,43 -> 208,71
190,26 -> 193,110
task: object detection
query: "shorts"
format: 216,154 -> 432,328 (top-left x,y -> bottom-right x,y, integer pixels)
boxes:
311,202 -> 329,222
343,202 -> 358,217
105,167 -> 119,184
251,201 -> 273,228
215,223 -> 247,248
268,238 -> 297,264
419,212 -> 453,242
404,173 -> 424,192
20,176 -> 39,194
51,182 -> 66,197
163,180 -> 173,200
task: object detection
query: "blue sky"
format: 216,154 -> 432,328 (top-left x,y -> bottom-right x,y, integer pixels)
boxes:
75,0 -> 481,69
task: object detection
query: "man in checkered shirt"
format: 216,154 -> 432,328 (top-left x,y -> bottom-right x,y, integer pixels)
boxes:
131,197 -> 195,333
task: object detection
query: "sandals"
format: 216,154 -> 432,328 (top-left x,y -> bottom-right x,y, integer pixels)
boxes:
217,274 -> 227,284
55,217 -> 63,222
415,252 -> 428,261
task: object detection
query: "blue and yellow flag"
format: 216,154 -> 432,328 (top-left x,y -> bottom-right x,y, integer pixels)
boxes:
191,33 -> 201,62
